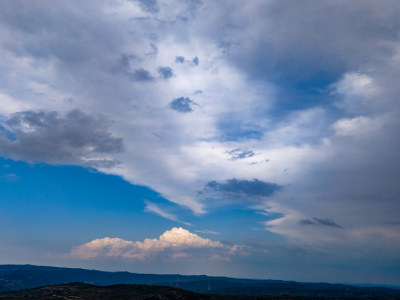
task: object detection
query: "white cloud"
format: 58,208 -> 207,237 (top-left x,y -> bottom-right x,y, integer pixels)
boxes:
0,93 -> 28,115
332,115 -> 383,137
333,73 -> 376,98
70,227 -> 229,260
331,72 -> 383,115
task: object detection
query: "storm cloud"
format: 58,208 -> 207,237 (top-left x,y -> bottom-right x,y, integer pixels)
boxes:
0,110 -> 123,167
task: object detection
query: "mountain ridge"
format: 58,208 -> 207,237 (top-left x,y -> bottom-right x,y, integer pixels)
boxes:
1,264 -> 399,299
0,282 -> 302,300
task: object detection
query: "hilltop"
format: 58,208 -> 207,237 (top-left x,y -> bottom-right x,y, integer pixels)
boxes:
1,265 -> 399,299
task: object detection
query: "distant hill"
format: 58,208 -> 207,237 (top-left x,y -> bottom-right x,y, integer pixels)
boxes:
1,265 -> 399,299
0,282 -> 300,300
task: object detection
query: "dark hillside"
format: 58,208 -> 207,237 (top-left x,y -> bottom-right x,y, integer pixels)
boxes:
1,265 -> 399,299
0,282 -> 300,300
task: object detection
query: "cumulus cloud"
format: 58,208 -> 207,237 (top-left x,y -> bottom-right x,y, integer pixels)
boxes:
70,227 -> 230,260
0,109 -> 123,167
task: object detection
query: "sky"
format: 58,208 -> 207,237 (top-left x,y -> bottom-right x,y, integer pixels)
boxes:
0,0 -> 400,286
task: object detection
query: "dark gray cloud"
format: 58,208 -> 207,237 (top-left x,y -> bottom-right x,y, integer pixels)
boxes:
145,43 -> 158,58
137,0 -> 159,14
197,0 -> 400,116
128,68 -> 154,82
112,54 -> 154,82
209,1 -> 400,85
205,179 -> 281,197
227,148 -> 255,160
175,56 -> 185,63
0,1 -> 125,66
199,179 -> 281,207
218,121 -> 263,141
0,109 -> 123,167
158,67 -> 174,79
299,218 -> 343,229
112,54 -> 137,74
169,97 -> 196,113
192,57 -> 199,66
173,56 -> 199,66
250,159 -> 270,165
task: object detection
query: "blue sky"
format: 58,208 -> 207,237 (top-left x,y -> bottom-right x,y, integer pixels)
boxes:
1,0 -> 400,285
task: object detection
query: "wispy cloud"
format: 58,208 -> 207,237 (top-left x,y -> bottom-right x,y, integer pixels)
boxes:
1,173 -> 19,182
144,201 -> 192,226
195,229 -> 220,235
144,201 -> 178,221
